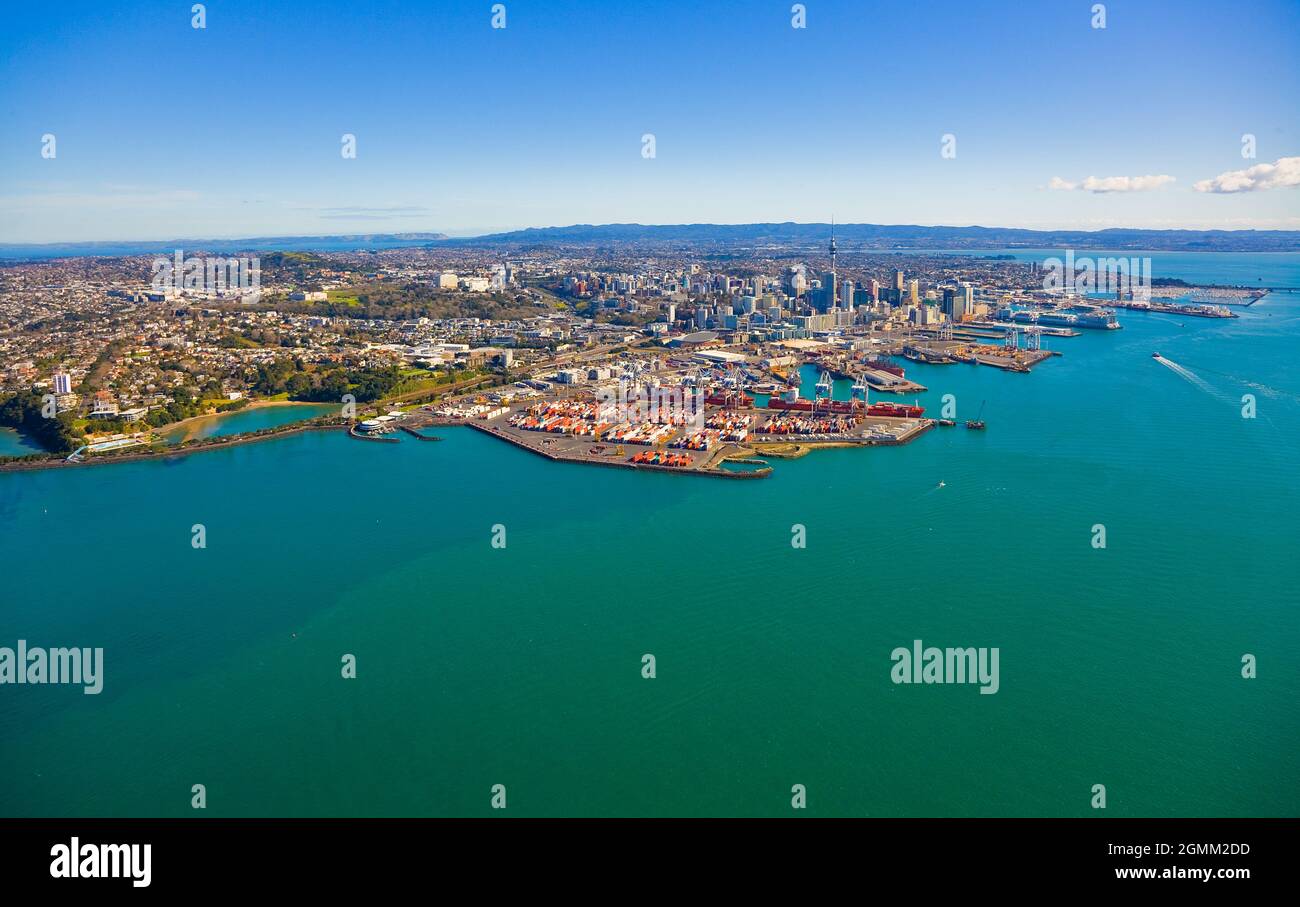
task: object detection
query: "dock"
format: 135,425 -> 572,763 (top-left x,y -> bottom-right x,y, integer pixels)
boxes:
398,425 -> 442,441
466,421 -> 772,478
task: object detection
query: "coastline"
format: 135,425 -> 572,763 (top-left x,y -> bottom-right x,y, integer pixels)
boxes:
0,419 -> 348,473
157,399 -> 337,443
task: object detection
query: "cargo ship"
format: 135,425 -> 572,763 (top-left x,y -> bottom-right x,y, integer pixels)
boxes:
766,397 -> 925,417
866,401 -> 925,418
861,357 -> 906,377
704,391 -> 753,407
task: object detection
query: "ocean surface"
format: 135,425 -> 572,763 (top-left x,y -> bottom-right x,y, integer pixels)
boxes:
157,402 -> 339,445
1,284 -> 1297,817
0,429 -> 43,457
939,249 -> 1300,288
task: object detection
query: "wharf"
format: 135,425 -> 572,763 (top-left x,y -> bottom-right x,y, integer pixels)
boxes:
466,421 -> 772,478
398,424 -> 442,441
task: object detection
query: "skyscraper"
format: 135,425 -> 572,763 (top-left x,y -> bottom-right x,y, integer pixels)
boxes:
957,282 -> 974,321
942,287 -> 956,318
893,269 -> 905,292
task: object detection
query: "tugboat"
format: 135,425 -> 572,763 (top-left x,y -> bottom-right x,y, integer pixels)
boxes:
965,400 -> 986,430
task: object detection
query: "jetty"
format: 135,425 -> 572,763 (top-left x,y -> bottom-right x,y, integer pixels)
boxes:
398,425 -> 442,441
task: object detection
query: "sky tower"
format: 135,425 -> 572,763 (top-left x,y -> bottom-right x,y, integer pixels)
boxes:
829,217 -> 837,282
827,218 -> 838,311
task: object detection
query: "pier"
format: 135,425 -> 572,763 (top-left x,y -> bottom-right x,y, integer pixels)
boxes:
398,425 -> 442,441
466,421 -> 773,478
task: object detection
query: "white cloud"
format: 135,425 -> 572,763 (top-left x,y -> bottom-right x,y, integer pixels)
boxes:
1048,174 -> 1176,193
1193,156 -> 1300,193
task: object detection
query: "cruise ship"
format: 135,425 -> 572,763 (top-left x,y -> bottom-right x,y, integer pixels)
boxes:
997,307 -> 1121,330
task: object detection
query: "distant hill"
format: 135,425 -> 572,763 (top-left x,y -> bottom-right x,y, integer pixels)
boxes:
453,222 -> 1300,252
0,233 -> 450,261
5,224 -> 1297,260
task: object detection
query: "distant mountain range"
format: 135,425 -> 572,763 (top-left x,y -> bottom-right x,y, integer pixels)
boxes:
2,224 -> 1297,260
461,223 -> 1300,252
0,233 -> 449,261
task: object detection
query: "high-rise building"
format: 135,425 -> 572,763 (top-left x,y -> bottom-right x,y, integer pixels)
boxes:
893,269 -> 905,292
817,272 -> 836,313
785,264 -> 808,298
52,372 -> 72,395
840,280 -> 854,309
909,279 -> 919,305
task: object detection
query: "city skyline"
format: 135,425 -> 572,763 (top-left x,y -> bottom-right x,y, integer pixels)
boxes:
2,0 -> 1298,243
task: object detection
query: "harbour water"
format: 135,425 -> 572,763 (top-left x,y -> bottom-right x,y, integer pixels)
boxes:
1,289 -> 1297,817
0,428 -> 42,457
924,249 -> 1300,288
158,402 -> 340,445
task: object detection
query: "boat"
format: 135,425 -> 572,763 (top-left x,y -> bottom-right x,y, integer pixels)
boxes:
937,480 -> 946,488
1152,352 -> 1161,359
865,401 -> 925,418
862,357 -> 905,378
965,399 -> 986,430
704,391 -> 753,407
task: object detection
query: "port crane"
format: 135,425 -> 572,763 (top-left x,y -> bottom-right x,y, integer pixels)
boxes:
813,369 -> 834,414
815,369 -> 833,398
850,373 -> 869,403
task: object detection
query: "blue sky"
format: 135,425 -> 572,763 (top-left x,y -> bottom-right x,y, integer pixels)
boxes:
1,0 -> 1298,242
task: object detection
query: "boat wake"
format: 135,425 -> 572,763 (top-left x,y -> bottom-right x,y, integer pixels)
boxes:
1154,355 -> 1229,401
1158,355 -> 1300,406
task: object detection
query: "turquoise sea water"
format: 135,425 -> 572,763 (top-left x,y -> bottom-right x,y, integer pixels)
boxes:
0,429 -> 43,457
1,288 -> 1297,817
922,250 -> 1300,288
158,402 -> 339,444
